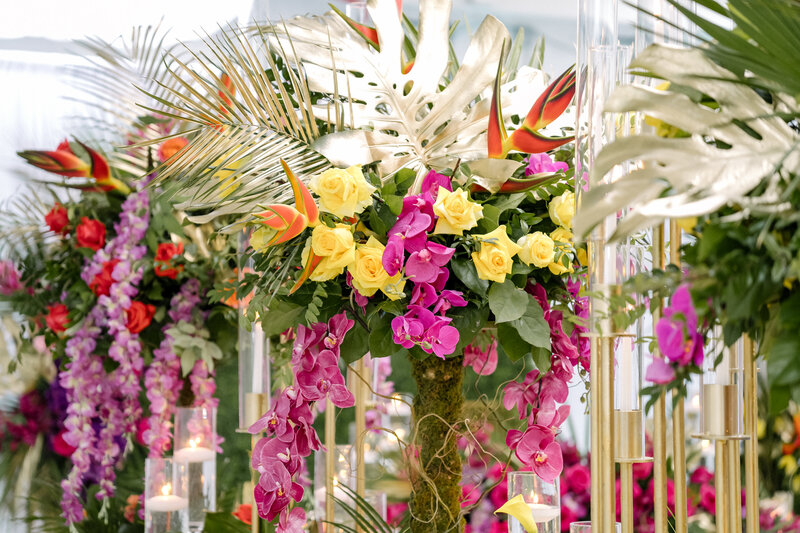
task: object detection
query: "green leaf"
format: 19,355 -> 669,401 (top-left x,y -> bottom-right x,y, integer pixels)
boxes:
497,322 -> 530,362
531,345 -> 552,374
488,281 -> 528,323
450,304 -> 489,353
451,257 -> 489,296
261,300 -> 305,337
511,295 -> 551,349
369,313 -> 404,358
341,322 -> 370,363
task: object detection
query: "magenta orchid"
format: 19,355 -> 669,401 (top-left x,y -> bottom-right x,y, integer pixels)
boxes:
524,152 -> 569,176
463,338 -> 498,375
508,425 -> 564,483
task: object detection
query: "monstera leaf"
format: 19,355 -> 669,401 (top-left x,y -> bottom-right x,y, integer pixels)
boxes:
575,44 -> 800,240
277,0 -> 552,192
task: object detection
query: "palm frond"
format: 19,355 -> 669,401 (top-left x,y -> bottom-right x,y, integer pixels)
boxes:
0,183 -> 61,262
142,22 -> 333,220
575,44 -> 800,239
638,0 -> 800,101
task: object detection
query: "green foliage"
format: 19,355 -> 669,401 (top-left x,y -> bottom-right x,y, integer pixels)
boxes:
487,281 -> 528,323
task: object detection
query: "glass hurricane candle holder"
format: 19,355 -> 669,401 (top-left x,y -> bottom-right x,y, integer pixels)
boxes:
173,407 -> 216,532
507,472 -> 560,533
145,457 -> 188,533
698,332 -> 744,439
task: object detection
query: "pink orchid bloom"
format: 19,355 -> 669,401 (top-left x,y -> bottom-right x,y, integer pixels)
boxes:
503,370 -> 541,419
432,267 -> 449,291
391,314 -> 427,349
388,210 -> 431,252
291,322 -> 327,369
512,425 -> 564,482
664,283 -> 697,332
249,392 -> 293,442
277,507 -> 306,533
410,282 -> 439,307
432,289 -> 467,315
531,396 -> 570,429
295,350 -> 355,407
254,461 -> 304,521
645,358 -> 676,384
463,339 -> 498,375
324,312 -> 354,350
382,235 -> 405,276
550,351 -> 574,382
252,438 -> 301,477
525,152 -> 569,176
401,194 -> 435,231
292,420 -> 322,456
420,169 -> 452,203
421,318 -> 459,358
405,242 -> 455,284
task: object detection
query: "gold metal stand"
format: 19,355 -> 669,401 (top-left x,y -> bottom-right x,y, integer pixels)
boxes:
651,224 -> 669,533
354,359 -> 367,533
669,219 -> 688,533
325,398 -> 335,533
743,336 -> 759,533
715,441 -> 729,533
600,334 -> 616,533
620,463 -> 633,533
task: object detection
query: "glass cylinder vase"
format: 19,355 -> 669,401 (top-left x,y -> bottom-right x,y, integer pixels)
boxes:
145,457 -> 189,533
237,228 -> 271,430
173,406 -> 216,532
507,472 -> 560,533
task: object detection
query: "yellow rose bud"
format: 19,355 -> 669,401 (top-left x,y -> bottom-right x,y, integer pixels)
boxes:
471,226 -> 521,283
548,191 -> 575,229
548,227 -> 575,275
432,187 -> 484,235
309,166 -> 376,219
311,223 -> 355,270
348,236 -> 405,300
517,231 -> 555,268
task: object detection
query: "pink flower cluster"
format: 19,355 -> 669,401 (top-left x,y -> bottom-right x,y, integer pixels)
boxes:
385,170 -> 466,358
60,187 -> 150,522
0,390 -> 49,451
142,279 -> 202,456
567,277 -> 590,372
645,284 -> 704,385
524,152 -> 569,177
463,337 -> 498,376
0,259 -> 22,295
502,283 -> 581,483
248,313 -> 355,530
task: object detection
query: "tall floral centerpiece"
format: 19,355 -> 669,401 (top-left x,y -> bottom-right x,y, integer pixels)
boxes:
139,1 -> 585,530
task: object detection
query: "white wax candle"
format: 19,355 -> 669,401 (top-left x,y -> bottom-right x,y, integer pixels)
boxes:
174,446 -> 215,464
253,322 -> 265,393
619,337 -> 636,410
529,503 -> 561,522
146,494 -> 188,512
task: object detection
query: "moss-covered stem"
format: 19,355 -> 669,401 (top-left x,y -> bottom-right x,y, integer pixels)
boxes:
409,354 -> 465,533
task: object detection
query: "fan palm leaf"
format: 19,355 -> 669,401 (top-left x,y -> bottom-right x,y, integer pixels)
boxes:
141,23 -> 333,221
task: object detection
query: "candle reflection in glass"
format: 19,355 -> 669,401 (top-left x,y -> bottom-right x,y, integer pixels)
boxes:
507,471 -> 560,533
145,457 -> 188,533
174,407 -> 216,532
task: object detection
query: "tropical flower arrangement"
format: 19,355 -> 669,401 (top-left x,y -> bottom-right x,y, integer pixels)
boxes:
0,134 -> 239,529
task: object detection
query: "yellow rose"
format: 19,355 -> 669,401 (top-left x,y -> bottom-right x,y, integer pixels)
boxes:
309,166 -> 376,218
517,232 -> 555,268
677,217 -> 697,234
432,187 -> 484,235
301,240 -> 345,282
348,236 -> 405,300
471,226 -> 521,283
548,191 -> 575,229
548,227 -> 575,275
249,227 -> 274,252
311,224 -> 355,270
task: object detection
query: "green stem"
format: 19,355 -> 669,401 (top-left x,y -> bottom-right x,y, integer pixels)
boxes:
409,354 -> 465,533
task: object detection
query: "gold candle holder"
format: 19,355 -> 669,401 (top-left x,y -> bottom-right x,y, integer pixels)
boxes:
743,335 -> 760,533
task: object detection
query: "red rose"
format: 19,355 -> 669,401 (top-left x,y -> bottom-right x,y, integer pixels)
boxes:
126,301 -> 156,333
89,259 -> 120,297
75,217 -> 106,251
154,242 -> 184,279
45,303 -> 69,333
51,429 -> 77,457
45,203 -> 69,234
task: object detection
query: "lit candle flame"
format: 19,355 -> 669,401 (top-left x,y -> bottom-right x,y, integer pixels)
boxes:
189,438 -> 198,449
532,491 -> 539,504
161,483 -> 171,496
